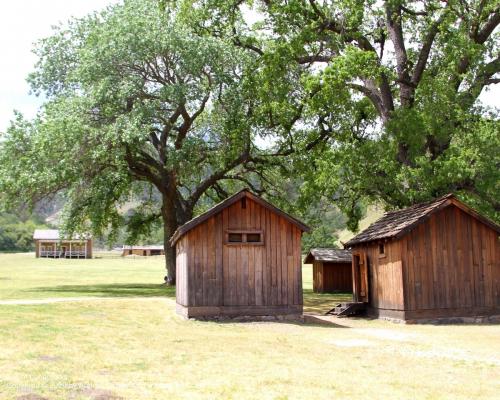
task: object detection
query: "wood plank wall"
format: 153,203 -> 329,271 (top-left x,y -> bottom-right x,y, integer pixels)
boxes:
402,206 -> 500,312
312,260 -> 323,292
352,241 -> 405,310
313,261 -> 352,292
175,197 -> 303,308
322,262 -> 353,292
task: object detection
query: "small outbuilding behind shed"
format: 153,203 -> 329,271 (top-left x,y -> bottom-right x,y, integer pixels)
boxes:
122,245 -> 164,257
304,248 -> 352,293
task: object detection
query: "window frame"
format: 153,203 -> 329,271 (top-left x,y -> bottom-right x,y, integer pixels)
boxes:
378,242 -> 386,258
224,230 -> 264,246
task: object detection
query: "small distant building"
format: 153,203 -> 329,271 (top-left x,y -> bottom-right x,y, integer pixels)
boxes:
170,189 -> 310,318
122,245 -> 164,257
344,194 -> 500,322
33,229 -> 92,259
304,248 -> 352,293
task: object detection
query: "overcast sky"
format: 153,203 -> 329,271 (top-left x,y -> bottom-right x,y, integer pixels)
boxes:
0,1 -> 119,133
0,1 -> 498,134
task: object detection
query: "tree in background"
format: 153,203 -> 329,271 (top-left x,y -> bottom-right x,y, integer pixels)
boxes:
0,213 -> 48,252
203,0 -> 499,227
0,0 -> 269,284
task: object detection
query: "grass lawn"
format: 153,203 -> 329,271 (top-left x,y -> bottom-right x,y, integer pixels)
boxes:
0,253 -> 499,399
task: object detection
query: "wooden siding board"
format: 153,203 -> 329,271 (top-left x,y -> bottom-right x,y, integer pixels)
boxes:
222,208 -> 229,305
482,223 -> 492,307
215,213 -> 223,305
248,200 -> 256,306
280,217 -> 288,305
265,208 -> 272,305
471,217 -> 483,307
296,228 -> 303,305
270,212 -> 277,305
287,222 -> 294,306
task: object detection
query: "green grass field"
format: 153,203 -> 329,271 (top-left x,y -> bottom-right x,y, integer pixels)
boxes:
0,253 -> 499,400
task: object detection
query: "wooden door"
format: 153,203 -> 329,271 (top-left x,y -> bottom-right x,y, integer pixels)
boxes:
223,244 -> 246,306
353,252 -> 369,302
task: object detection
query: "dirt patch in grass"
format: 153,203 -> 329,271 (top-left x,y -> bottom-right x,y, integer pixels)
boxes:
16,394 -> 49,400
355,328 -> 419,342
79,388 -> 124,400
327,338 -> 373,347
37,355 -> 62,362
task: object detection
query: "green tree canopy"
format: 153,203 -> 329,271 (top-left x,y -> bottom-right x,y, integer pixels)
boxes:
201,0 -> 500,227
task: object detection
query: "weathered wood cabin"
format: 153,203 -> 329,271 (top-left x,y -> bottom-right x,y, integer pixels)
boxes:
304,248 -> 352,293
170,189 -> 310,318
344,194 -> 500,322
122,245 -> 164,257
34,229 -> 93,259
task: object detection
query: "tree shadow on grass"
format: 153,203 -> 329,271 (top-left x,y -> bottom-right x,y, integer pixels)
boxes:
30,283 -> 175,298
303,289 -> 353,315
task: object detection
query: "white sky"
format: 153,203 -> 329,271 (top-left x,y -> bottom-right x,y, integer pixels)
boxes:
0,1 -> 498,134
0,1 -> 119,134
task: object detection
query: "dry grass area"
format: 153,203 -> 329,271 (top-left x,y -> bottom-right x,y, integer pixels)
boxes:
0,253 -> 499,400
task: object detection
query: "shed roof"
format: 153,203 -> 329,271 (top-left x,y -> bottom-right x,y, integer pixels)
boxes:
33,229 -> 91,240
344,194 -> 500,247
303,248 -> 352,264
170,189 -> 310,245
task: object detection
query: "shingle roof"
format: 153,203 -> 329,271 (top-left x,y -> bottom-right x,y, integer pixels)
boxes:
33,229 -> 91,240
303,248 -> 352,264
170,189 -> 310,245
344,194 -> 500,247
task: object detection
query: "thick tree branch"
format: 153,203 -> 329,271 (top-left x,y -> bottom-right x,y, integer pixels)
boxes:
460,56 -> 500,107
474,6 -> 500,44
411,10 -> 450,88
386,4 -> 413,107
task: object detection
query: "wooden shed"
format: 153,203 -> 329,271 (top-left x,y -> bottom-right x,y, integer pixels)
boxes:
304,248 -> 352,293
170,189 -> 310,318
122,245 -> 164,257
34,229 -> 92,259
344,194 -> 500,322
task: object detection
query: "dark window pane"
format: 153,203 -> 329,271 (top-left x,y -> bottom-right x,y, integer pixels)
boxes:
247,233 -> 261,243
379,244 -> 385,254
228,233 -> 243,242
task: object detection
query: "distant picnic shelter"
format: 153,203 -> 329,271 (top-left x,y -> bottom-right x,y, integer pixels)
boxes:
34,229 -> 93,259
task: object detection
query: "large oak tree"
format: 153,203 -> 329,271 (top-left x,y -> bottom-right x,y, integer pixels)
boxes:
0,0 -> 267,284
203,0 -> 499,226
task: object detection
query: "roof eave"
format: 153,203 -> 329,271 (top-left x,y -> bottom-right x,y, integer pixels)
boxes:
170,190 -> 310,246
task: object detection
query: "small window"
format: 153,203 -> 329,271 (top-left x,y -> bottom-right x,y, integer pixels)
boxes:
379,243 -> 385,255
225,230 -> 263,245
228,233 -> 243,243
246,233 -> 261,243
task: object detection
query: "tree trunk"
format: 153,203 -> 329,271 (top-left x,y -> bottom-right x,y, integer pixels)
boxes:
163,224 -> 177,286
161,193 -> 178,286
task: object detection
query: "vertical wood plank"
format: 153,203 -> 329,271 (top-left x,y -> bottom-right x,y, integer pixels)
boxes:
287,222 -> 294,306
215,212 -> 223,306
265,208 -> 272,305
280,217 -> 288,305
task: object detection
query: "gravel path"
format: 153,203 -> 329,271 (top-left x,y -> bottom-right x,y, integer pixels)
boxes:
0,296 -> 171,305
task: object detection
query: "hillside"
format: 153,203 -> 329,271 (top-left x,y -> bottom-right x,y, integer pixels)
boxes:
335,204 -> 385,247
